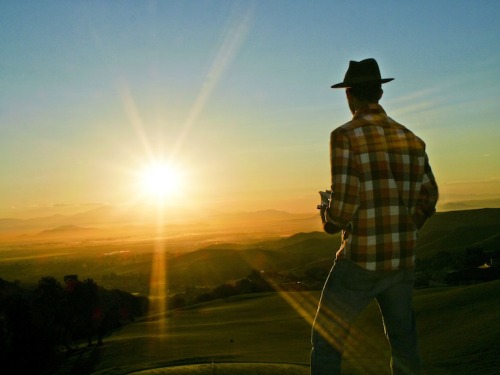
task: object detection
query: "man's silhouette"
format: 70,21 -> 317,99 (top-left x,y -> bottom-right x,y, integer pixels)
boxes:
311,58 -> 438,375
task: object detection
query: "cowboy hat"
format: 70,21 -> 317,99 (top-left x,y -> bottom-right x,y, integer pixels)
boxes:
331,58 -> 394,88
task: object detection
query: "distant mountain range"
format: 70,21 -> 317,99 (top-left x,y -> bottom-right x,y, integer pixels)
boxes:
1,206 -> 499,257
35,225 -> 103,239
439,198 -> 500,211
0,205 -> 321,243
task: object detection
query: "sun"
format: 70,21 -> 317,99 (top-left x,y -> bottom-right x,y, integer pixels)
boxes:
139,162 -> 183,201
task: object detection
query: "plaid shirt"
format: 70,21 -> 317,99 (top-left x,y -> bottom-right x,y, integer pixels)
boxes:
327,104 -> 438,271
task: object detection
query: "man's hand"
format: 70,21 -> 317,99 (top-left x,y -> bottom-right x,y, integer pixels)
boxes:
319,203 -> 327,222
322,208 -> 341,234
318,190 -> 341,234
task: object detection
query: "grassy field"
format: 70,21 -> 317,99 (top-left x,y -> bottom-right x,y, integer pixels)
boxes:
52,279 -> 500,375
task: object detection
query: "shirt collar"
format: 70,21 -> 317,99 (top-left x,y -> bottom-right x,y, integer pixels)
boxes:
352,104 -> 386,120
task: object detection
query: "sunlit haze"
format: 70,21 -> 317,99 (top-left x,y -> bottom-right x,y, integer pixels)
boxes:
1,1 -> 500,219
138,161 -> 185,203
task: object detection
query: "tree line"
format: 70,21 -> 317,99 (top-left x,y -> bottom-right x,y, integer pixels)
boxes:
169,269 -> 299,309
0,275 -> 148,374
415,246 -> 500,286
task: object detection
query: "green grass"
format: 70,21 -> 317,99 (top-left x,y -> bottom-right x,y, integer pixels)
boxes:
90,292 -> 314,374
69,280 -> 500,375
414,281 -> 500,375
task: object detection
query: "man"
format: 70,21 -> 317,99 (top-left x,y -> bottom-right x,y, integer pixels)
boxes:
311,58 -> 438,375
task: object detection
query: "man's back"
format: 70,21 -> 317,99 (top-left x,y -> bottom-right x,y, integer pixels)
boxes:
329,104 -> 438,270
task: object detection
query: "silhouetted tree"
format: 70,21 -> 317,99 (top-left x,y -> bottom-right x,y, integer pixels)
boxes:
213,283 -> 237,299
79,279 -> 101,346
196,292 -> 215,303
235,278 -> 252,294
33,276 -> 65,350
170,294 -> 186,309
62,275 -> 102,348
1,290 -> 54,373
430,251 -> 454,270
0,275 -> 148,373
464,247 -> 488,269
247,270 -> 274,292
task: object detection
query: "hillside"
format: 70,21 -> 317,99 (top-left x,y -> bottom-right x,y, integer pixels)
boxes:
166,232 -> 341,286
416,208 -> 500,257
414,280 -> 500,374
163,208 -> 499,289
54,280 -> 500,375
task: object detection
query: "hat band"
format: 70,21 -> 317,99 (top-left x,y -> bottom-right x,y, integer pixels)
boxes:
346,75 -> 383,85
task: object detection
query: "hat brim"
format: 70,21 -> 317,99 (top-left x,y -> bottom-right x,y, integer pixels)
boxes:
331,78 -> 394,89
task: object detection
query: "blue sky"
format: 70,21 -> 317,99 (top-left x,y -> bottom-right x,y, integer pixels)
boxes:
1,1 -> 499,217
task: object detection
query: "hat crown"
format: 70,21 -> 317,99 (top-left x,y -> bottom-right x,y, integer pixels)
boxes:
345,58 -> 381,84
331,58 -> 393,88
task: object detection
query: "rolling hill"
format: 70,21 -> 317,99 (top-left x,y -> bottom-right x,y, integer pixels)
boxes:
415,209 -> 500,257
165,232 -> 341,286
53,280 -> 500,375
162,208 -> 499,289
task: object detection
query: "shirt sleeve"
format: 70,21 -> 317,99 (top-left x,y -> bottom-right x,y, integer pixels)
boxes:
328,130 -> 360,228
412,153 -> 439,228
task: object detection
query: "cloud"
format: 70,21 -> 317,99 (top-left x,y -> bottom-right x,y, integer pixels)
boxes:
389,86 -> 446,120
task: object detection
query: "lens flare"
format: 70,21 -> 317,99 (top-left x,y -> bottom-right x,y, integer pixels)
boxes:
139,162 -> 183,201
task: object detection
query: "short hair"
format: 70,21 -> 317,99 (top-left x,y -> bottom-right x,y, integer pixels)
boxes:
346,83 -> 382,102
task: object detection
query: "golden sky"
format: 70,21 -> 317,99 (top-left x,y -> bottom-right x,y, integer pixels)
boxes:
1,1 -> 499,219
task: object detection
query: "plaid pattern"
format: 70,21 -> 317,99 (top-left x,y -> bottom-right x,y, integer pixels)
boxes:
328,104 -> 438,271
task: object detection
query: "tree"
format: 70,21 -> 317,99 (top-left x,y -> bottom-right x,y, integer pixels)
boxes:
247,270 -> 273,292
33,276 -> 65,350
213,283 -> 237,299
430,251 -> 454,270
464,247 -> 487,269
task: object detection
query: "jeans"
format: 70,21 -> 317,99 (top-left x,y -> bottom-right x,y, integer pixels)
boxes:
311,259 -> 421,375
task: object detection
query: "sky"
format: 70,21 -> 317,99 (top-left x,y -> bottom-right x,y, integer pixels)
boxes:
1,0 -> 500,219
